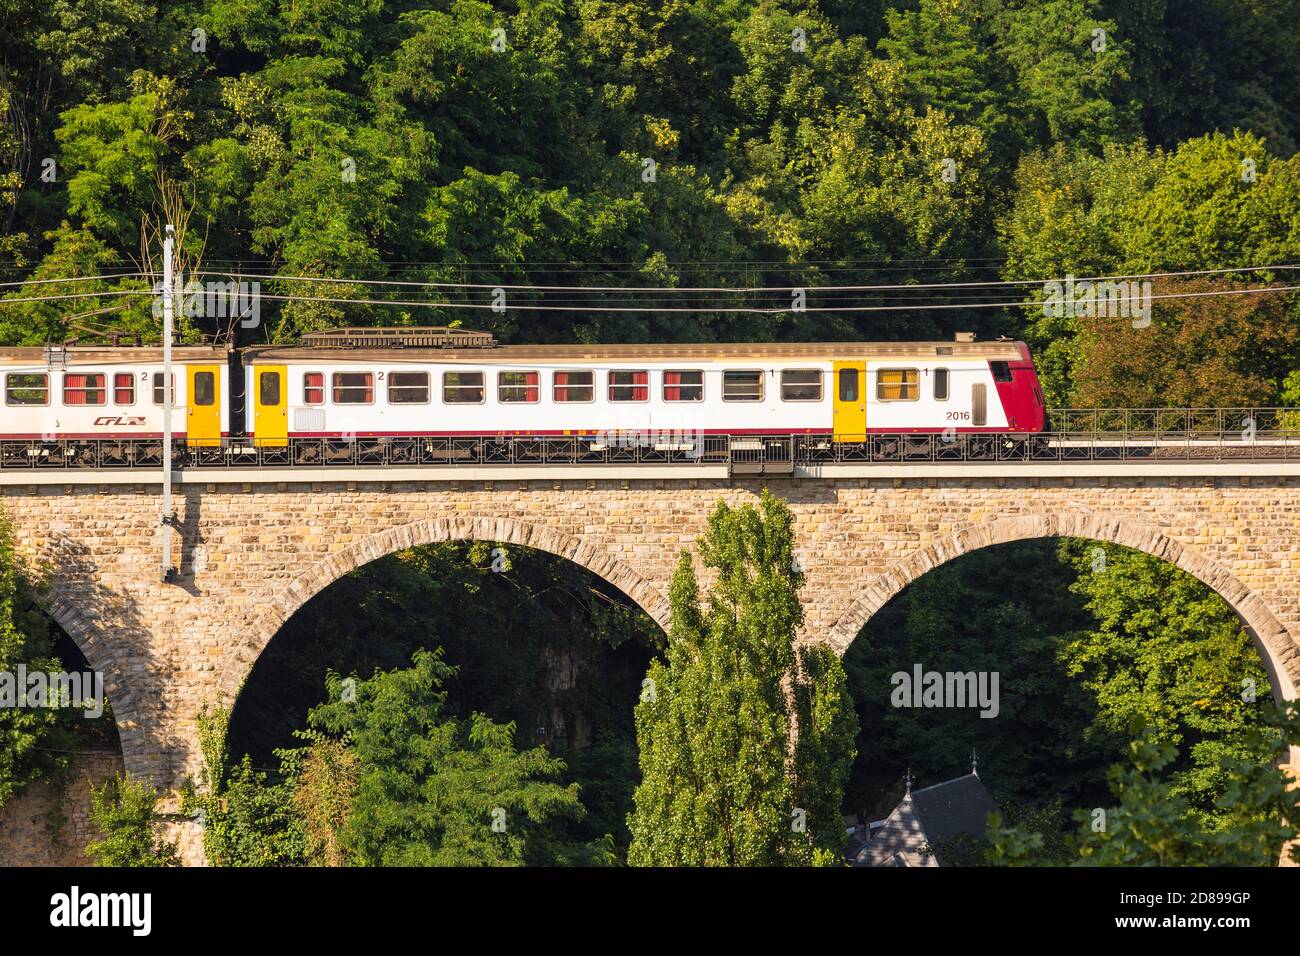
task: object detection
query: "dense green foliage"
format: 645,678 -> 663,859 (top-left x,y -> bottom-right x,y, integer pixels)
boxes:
988,707 -> 1300,866
1060,540 -> 1273,827
192,650 -> 617,866
845,538 -> 1274,850
190,541 -> 656,865
183,704 -> 305,866
307,650 -> 610,866
86,773 -> 181,867
2,0 -> 1298,386
628,490 -> 857,865
1002,134 -> 1300,403
227,540 -> 658,853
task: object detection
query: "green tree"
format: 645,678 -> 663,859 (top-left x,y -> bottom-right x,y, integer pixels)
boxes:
1116,0 -> 1300,155
290,733 -> 358,867
627,489 -> 858,866
227,540 -> 659,857
1000,132 -> 1300,405
989,708 -> 1300,866
879,0 -> 1012,154
306,649 -> 603,866
183,705 -> 304,867
843,537 -> 1276,843
86,773 -> 181,867
1060,540 -> 1273,828
988,0 -> 1136,147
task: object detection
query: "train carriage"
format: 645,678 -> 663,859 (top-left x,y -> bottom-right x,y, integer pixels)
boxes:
0,334 -> 1046,462
0,346 -> 232,454
240,337 -> 1046,447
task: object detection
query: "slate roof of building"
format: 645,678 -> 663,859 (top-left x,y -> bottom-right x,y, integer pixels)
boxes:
852,791 -> 932,867
910,773 -> 999,847
852,772 -> 998,867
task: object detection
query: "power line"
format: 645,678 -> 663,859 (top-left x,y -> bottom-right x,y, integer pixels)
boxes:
197,263 -> 1300,294
0,289 -> 149,305
0,272 -> 147,288
230,283 -> 1300,314
1,262 -> 1297,296
3,285 -> 1297,313
2,270 -> 1297,313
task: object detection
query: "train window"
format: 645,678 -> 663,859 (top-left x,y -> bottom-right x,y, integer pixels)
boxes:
63,372 -> 106,406
498,371 -> 539,403
608,370 -> 649,402
152,373 -> 175,406
387,371 -> 429,404
554,370 -> 594,403
113,373 -> 135,405
663,370 -> 703,402
933,368 -> 950,401
876,368 -> 919,401
781,369 -> 822,402
333,372 -> 374,404
991,361 -> 1013,383
303,372 -> 324,405
723,370 -> 764,402
443,371 -> 484,404
260,371 -> 282,406
5,373 -> 48,406
838,368 -> 859,402
193,371 -> 216,406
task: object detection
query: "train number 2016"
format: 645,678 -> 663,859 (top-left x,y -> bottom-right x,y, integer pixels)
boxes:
945,411 -> 971,421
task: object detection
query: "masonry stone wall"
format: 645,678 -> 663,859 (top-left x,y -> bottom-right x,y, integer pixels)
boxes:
0,750 -> 123,866
4,474 -> 1299,864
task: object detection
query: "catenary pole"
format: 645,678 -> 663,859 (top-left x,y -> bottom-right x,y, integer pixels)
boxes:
161,224 -> 176,582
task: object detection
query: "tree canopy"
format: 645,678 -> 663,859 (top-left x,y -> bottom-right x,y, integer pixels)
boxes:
627,489 -> 857,865
2,0 -> 1298,388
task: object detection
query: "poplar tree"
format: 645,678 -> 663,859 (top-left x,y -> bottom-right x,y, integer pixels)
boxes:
627,490 -> 857,866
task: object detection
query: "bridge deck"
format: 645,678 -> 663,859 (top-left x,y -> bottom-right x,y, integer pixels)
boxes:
3,431 -> 1300,477
2,460 -> 1298,484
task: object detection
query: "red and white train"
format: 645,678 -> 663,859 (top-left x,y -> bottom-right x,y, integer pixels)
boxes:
0,331 -> 1046,449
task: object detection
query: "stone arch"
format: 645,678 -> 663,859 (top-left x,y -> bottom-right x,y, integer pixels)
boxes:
825,512 -> 1299,704
218,514 -> 671,703
38,594 -> 138,776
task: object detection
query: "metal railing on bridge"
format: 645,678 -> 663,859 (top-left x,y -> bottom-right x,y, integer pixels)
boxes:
2,407 -> 1300,475
1046,407 -> 1300,436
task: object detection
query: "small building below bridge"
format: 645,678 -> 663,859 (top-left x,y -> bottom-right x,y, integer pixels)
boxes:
851,769 -> 999,867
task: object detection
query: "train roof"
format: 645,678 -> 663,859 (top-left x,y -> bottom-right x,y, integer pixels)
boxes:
0,346 -> 227,365
0,340 -> 1029,364
242,340 -> 1029,362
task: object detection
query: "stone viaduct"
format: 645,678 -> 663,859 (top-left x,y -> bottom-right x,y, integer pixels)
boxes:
4,458 -> 1299,864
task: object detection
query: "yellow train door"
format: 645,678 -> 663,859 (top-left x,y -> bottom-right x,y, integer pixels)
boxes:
186,364 -> 222,447
832,361 -> 866,440
252,365 -> 288,447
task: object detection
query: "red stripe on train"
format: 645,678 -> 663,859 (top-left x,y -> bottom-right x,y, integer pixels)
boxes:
0,432 -> 193,439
